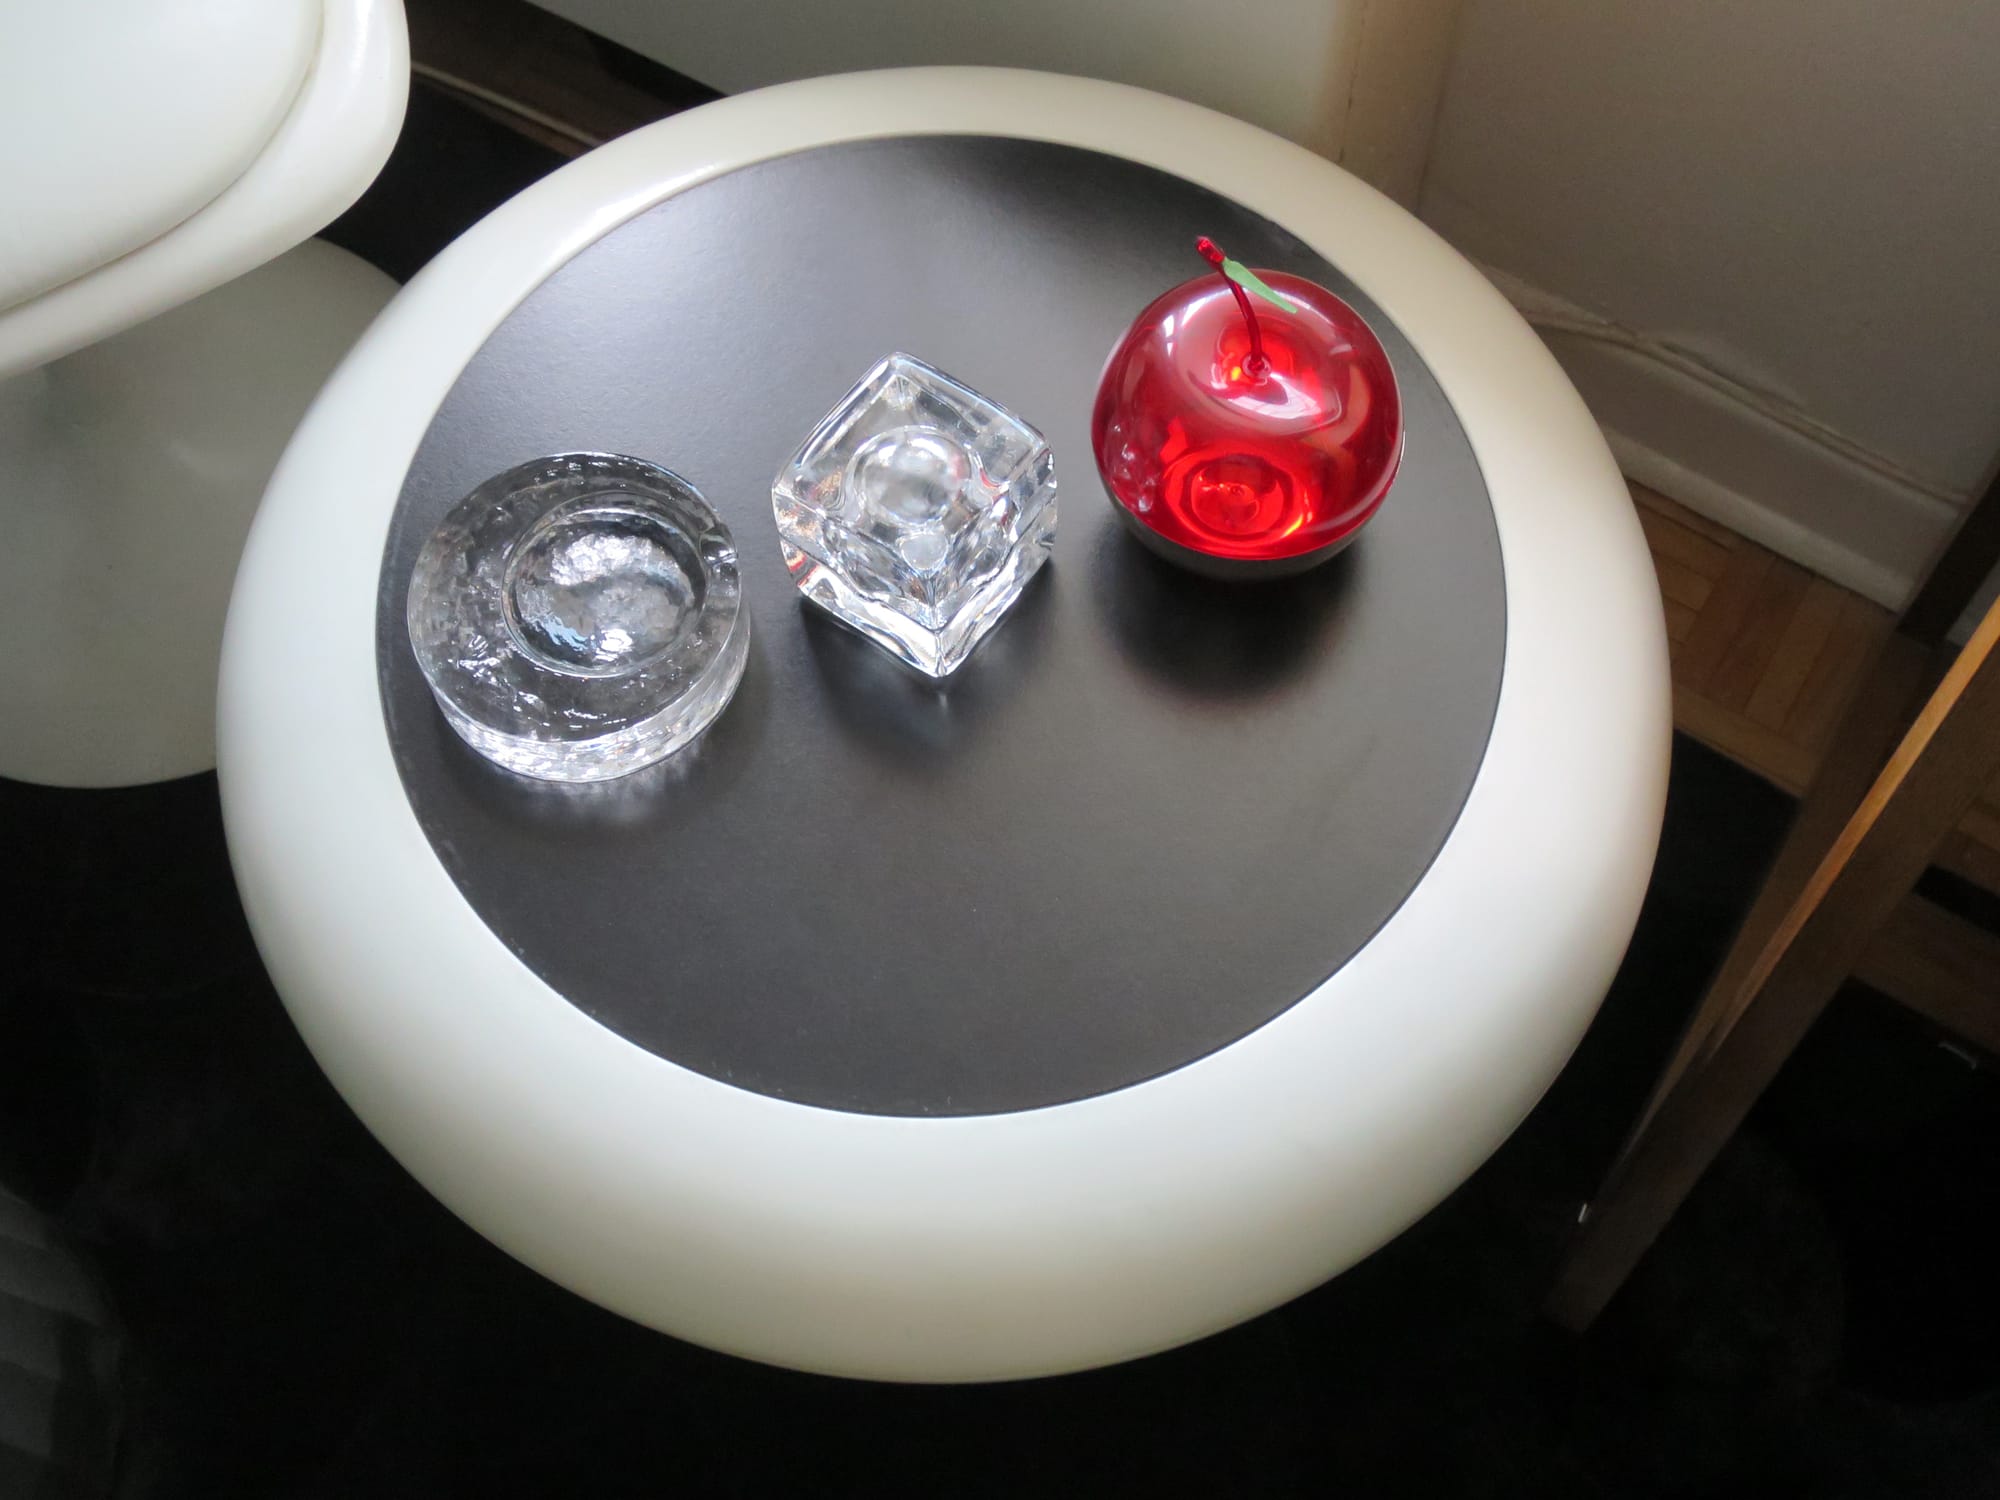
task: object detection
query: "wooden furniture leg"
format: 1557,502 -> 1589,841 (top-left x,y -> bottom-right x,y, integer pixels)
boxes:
1547,590 -> 2000,1331
1678,461 -> 2000,1083
1623,631 -> 1932,1150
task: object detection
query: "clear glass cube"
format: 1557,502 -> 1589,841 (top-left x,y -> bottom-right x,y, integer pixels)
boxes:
772,353 -> 1058,678
407,453 -> 748,782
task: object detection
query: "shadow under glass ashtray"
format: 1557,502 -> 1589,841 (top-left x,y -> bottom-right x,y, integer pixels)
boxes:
406,451 -> 748,782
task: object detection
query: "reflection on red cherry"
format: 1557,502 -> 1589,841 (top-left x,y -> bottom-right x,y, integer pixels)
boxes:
1092,266 -> 1403,571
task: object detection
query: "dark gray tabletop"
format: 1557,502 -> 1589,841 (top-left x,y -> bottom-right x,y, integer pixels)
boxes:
376,136 -> 1505,1117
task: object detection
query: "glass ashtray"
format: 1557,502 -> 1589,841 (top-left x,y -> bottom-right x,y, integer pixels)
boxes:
407,452 -> 748,782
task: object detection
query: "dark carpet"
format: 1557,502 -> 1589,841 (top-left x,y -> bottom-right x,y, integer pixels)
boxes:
3,85 -> 1997,1499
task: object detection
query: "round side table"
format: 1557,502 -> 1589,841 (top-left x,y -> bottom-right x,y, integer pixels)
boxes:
219,68 -> 1671,1382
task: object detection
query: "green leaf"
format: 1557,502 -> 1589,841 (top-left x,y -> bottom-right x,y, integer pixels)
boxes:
1221,258 -> 1298,313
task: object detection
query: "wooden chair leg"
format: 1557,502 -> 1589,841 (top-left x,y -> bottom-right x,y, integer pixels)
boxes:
1547,595 -> 2000,1331
1618,632 -> 1934,1151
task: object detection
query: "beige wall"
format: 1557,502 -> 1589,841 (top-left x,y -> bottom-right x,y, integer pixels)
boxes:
1421,0 -> 2000,604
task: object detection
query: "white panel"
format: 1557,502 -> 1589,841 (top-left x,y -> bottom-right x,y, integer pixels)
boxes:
531,0 -> 1357,150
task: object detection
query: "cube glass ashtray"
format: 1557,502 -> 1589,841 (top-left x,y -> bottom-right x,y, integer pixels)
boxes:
407,452 -> 748,782
773,352 -> 1057,678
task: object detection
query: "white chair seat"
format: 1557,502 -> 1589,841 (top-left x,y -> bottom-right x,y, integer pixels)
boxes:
0,0 -> 404,786
0,0 -> 321,313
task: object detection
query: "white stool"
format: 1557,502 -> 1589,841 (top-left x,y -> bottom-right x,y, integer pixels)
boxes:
0,0 -> 407,787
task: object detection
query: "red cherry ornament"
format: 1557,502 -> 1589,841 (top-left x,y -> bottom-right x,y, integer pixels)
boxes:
1092,237 -> 1403,577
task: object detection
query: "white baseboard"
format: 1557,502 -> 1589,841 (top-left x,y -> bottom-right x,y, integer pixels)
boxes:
1602,430 -> 1915,609
1471,266 -> 1967,613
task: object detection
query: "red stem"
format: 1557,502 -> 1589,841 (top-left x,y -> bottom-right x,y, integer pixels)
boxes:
1196,235 -> 1267,376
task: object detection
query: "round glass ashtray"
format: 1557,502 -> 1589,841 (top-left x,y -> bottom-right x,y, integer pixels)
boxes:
407,452 -> 748,782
